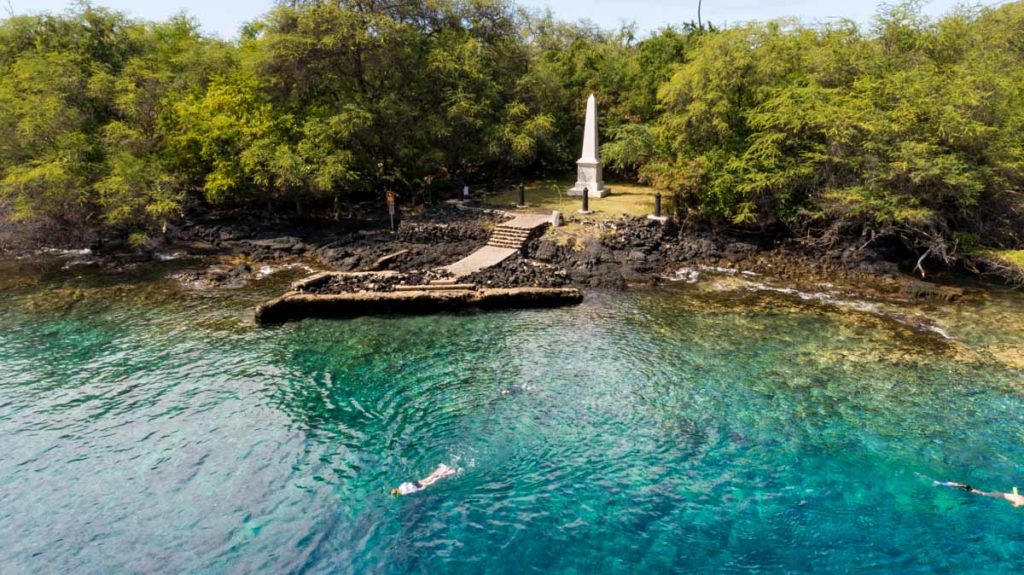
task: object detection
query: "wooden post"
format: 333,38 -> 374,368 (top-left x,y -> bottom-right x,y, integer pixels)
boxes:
386,190 -> 396,231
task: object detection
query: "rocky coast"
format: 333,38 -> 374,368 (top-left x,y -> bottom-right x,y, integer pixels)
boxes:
0,202 -> 990,309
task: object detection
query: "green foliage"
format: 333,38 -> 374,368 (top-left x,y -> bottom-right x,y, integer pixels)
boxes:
0,7 -> 230,233
984,250 -> 1024,268
1,0 -> 1023,259
651,2 -> 1024,252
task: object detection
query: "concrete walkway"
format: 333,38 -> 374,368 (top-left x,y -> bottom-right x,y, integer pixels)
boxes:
442,245 -> 519,278
500,213 -> 556,230
441,212 -> 553,279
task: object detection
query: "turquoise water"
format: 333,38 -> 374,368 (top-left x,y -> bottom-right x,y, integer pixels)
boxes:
2,260 -> 1024,573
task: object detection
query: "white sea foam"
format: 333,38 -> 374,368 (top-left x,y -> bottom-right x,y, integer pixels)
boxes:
665,265 -> 760,284
39,247 -> 92,257
62,259 -> 97,270
666,267 -> 701,283
256,263 -> 316,280
744,281 -> 955,339
699,265 -> 737,275
745,281 -> 881,312
668,265 -> 954,340
920,324 -> 954,340
155,251 -> 188,261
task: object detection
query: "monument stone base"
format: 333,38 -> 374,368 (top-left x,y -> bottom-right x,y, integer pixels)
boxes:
568,187 -> 609,198
568,162 -> 609,198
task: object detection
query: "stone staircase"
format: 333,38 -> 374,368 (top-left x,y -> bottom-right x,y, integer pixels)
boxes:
288,211 -> 560,298
439,212 -> 554,279
487,223 -> 536,250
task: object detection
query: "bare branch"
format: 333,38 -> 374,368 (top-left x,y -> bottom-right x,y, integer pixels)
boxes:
914,247 -> 933,278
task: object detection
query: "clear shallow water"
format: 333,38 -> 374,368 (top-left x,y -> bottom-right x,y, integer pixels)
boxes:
1,259 -> 1024,574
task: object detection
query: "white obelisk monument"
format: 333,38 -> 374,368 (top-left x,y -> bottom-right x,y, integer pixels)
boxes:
569,94 -> 609,198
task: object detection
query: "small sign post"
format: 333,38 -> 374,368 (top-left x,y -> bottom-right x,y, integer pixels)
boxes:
647,192 -> 668,223
386,190 -> 396,232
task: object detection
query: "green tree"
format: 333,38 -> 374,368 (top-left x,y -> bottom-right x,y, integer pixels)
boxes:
0,7 -> 231,238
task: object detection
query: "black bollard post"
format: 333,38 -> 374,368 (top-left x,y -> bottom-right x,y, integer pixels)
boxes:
655,192 -> 662,218
582,187 -> 589,213
517,183 -> 525,207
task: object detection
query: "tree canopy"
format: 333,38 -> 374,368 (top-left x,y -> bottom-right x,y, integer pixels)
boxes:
1,0 -> 1022,260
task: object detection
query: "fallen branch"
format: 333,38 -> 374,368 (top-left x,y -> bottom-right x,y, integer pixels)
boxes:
858,228 -> 877,252
370,249 -> 410,270
914,247 -> 933,278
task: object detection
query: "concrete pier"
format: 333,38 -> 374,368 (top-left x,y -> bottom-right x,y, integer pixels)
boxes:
255,286 -> 583,324
254,211 -> 574,325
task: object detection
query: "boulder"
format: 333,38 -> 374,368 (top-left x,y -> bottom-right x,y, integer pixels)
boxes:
317,247 -> 349,266
337,255 -> 362,272
621,265 -> 655,285
677,237 -> 718,260
577,241 -> 610,267
900,281 -> 965,302
231,262 -> 252,277
626,250 -> 648,263
248,236 -> 306,254
534,238 -> 559,262
723,242 -> 758,261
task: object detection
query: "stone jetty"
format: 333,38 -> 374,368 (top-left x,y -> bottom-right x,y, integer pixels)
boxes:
255,284 -> 583,324
255,211 -> 580,325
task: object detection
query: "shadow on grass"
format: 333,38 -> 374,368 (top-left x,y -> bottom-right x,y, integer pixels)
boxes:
484,180 -> 665,218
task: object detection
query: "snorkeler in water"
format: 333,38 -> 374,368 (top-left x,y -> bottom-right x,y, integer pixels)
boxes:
391,464 -> 460,497
936,481 -> 1024,508
500,383 -> 531,397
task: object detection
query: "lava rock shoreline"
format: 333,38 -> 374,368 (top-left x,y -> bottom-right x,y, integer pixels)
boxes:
2,204 -> 976,302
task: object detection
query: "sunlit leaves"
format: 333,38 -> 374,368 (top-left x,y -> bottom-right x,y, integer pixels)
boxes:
0,8 -> 230,233
2,0 -> 1023,254
649,1 -> 1024,250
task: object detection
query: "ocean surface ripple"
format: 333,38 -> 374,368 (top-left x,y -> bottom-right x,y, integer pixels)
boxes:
1,262 -> 1023,573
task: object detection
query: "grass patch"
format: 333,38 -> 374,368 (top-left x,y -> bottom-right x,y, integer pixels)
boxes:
484,179 -> 667,219
979,250 -> 1024,268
